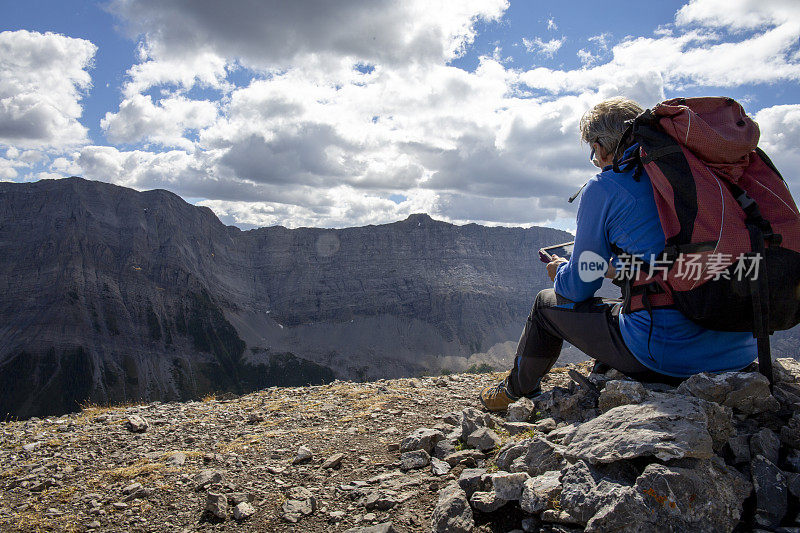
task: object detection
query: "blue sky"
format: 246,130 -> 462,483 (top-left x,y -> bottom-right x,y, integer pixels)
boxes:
1,0 -> 799,230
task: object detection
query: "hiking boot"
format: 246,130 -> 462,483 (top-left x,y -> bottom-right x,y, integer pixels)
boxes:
480,377 -> 542,412
479,379 -> 516,412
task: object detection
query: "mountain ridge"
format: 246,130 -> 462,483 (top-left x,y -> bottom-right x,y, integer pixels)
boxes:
0,177 -> 572,419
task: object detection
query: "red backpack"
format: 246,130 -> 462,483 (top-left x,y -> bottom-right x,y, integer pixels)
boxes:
611,97 -> 800,384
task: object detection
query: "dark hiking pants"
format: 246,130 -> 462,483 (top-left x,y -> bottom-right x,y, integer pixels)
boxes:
508,288 -> 682,397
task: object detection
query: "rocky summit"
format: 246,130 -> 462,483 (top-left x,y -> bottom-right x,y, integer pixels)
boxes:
0,177 -> 572,419
4,358 -> 800,532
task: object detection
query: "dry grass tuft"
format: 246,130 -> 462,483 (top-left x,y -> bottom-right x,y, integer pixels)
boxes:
101,459 -> 176,481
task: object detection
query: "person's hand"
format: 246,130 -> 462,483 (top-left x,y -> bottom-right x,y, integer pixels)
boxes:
547,255 -> 569,282
605,263 -> 616,279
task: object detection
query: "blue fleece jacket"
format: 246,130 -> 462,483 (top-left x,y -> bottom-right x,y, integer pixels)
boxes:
553,146 -> 757,377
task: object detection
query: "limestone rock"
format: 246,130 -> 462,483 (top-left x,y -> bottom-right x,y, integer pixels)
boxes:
534,387 -> 584,422
432,439 -> 456,459
751,455 -> 787,529
507,397 -> 535,423
400,449 -> 430,471
194,469 -> 223,490
322,453 -> 345,469
545,422 -> 580,445
564,397 -> 715,463
460,407 -> 496,441
726,434 -> 751,465
232,502 -> 255,521
293,445 -> 313,464
750,428 -> 780,466
586,458 -> 751,533
597,380 -> 646,412
431,482 -> 474,533
469,490 -> 507,512
430,457 -> 451,476
558,460 -> 635,524
491,472 -> 529,501
503,421 -> 536,435
676,371 -> 779,415
533,417 -> 557,434
466,427 -> 501,452
496,437 -> 565,476
205,492 -> 228,520
775,357 -> 800,385
400,428 -> 444,454
781,413 -> 800,449
520,470 -> 561,514
443,450 -> 485,467
458,468 -> 489,499
125,415 -> 148,433
282,487 -> 317,523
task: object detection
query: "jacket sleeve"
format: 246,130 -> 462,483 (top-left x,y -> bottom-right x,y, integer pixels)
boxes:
553,178 -> 614,302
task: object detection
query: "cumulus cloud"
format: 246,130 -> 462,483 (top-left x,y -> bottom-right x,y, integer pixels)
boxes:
0,30 -> 96,149
676,0 -> 799,30
101,93 -> 218,149
6,1 -> 799,230
755,104 -> 800,191
108,0 -> 508,89
522,36 -> 566,57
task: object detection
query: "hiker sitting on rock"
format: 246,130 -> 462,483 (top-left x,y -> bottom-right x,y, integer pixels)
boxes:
480,96 -> 758,411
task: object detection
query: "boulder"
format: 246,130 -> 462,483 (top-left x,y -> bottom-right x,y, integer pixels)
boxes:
597,380 -> 647,412
194,469 -> 223,490
469,490 -> 507,512
534,387 -> 584,421
232,502 -> 255,521
520,470 -> 562,514
443,450 -> 485,467
775,357 -> 800,385
751,455 -> 787,529
585,458 -> 751,533
750,428 -> 780,466
431,482 -> 474,533
458,468 -> 489,499
125,415 -> 148,433
676,372 -> 779,415
430,457 -> 451,476
781,413 -> 800,449
507,397 -> 536,423
400,449 -> 430,471
292,445 -> 313,464
491,472 -> 529,500
466,428 -> 501,452
497,437 -> 566,476
432,439 -> 456,460
205,492 -> 227,520
503,421 -> 536,436
726,434 -> 751,465
282,487 -> 317,523
564,397 -> 716,463
400,428 -> 445,454
558,460 -> 633,524
533,417 -> 558,434
461,407 -> 496,441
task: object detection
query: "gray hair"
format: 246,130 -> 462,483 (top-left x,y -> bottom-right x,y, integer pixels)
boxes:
579,97 -> 644,154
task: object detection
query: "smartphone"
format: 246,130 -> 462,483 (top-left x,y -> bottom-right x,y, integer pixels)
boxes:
538,241 -> 575,263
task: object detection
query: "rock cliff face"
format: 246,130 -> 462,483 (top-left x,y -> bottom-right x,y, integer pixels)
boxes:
0,177 -> 571,418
